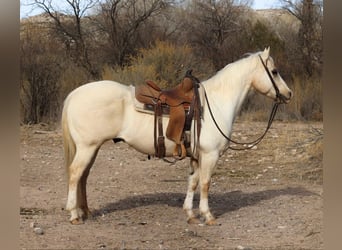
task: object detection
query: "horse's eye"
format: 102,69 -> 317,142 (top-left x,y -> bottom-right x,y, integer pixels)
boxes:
271,69 -> 278,75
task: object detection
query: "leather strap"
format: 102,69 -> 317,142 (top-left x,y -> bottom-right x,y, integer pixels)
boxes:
154,100 -> 166,158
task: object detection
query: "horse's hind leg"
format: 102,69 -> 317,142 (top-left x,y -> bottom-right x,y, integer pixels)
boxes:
78,148 -> 99,220
183,157 -> 200,224
66,144 -> 99,224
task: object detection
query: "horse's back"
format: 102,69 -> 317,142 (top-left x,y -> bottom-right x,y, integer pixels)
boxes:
63,80 -> 131,144
65,80 -> 129,103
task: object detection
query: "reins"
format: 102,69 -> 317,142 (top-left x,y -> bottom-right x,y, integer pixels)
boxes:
203,86 -> 279,150
201,55 -> 282,151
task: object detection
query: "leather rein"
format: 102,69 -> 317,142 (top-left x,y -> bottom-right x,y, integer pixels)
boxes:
201,55 -> 284,151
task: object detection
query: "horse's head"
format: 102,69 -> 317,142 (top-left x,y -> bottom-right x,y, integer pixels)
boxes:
252,47 -> 292,104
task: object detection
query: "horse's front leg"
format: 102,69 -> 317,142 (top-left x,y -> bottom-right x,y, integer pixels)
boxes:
198,151 -> 219,225
183,157 -> 200,224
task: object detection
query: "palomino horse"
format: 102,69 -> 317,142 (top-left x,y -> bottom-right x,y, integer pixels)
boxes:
62,47 -> 292,225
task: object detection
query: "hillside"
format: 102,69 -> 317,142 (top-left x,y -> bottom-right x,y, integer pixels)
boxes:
255,8 -> 300,32
21,7 -> 299,29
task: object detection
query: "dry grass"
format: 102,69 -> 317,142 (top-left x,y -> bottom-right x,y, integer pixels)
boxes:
288,76 -> 322,120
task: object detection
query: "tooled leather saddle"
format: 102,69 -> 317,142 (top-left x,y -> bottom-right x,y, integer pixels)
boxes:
135,70 -> 202,159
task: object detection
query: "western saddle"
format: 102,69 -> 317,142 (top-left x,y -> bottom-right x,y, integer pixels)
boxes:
135,70 -> 202,159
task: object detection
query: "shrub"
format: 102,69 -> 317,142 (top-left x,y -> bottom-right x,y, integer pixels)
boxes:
287,76 -> 322,120
101,40 -> 215,88
20,22 -> 63,123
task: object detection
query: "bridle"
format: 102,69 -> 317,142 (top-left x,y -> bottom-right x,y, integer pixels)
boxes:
201,55 -> 285,151
258,55 -> 288,104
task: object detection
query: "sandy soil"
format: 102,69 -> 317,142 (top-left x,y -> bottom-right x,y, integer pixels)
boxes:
20,121 -> 323,250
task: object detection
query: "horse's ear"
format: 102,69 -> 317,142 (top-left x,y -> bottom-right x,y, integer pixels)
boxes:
262,47 -> 270,59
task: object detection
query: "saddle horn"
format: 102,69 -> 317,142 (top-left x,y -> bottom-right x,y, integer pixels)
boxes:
185,69 -> 200,85
185,69 -> 193,77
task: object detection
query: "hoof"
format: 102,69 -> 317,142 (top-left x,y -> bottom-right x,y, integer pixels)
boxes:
187,217 -> 201,224
205,219 -> 220,226
70,218 -> 84,225
83,209 -> 92,219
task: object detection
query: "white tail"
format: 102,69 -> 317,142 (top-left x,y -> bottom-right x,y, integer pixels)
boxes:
61,103 -> 76,183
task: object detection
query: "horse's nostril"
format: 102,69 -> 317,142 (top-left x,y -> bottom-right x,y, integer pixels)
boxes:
289,91 -> 292,98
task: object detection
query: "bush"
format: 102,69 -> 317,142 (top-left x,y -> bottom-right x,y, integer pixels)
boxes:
101,40 -> 215,88
20,22 -> 64,123
287,76 -> 322,120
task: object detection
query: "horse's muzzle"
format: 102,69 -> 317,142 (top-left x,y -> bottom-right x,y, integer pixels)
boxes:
277,90 -> 292,104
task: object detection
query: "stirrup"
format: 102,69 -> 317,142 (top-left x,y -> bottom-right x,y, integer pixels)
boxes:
173,144 -> 186,160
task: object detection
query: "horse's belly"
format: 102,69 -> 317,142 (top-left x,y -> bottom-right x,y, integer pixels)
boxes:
125,137 -> 176,157
120,112 -> 176,157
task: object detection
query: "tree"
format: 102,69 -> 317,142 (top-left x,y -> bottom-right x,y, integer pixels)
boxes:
31,0 -> 100,78
281,0 -> 323,76
94,0 -> 173,66
184,0 -> 252,69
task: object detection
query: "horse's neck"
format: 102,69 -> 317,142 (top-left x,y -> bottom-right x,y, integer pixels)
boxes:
203,58 -> 255,119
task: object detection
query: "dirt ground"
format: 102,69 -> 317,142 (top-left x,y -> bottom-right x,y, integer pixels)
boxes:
20,121 -> 323,250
